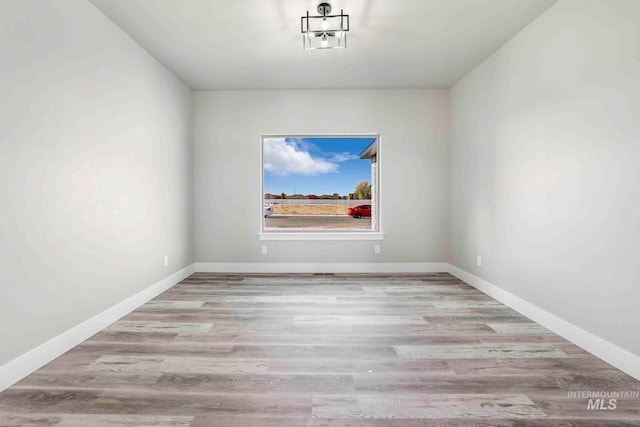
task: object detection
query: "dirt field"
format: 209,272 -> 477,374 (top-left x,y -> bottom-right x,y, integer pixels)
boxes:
270,203 -> 351,215
265,215 -> 371,230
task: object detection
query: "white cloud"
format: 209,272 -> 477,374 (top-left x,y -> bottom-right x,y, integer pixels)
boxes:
330,152 -> 360,162
264,138 -> 338,176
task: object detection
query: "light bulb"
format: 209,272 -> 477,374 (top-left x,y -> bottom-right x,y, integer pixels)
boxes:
321,17 -> 329,31
321,36 -> 328,48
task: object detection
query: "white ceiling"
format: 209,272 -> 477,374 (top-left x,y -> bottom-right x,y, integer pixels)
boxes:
89,0 -> 557,90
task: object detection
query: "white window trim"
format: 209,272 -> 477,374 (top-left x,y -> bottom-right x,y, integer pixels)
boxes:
260,133 -> 382,241
258,231 -> 384,241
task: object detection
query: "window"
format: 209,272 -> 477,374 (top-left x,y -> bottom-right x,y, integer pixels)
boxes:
260,134 -> 381,240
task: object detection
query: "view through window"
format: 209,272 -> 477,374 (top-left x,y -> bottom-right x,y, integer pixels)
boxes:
262,135 -> 379,232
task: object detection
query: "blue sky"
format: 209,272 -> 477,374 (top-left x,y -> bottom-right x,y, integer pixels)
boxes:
263,137 -> 375,196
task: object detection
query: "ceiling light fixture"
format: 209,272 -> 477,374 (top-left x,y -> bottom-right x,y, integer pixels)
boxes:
301,2 -> 349,50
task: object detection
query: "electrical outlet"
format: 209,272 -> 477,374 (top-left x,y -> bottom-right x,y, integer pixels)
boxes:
476,255 -> 482,266
164,255 -> 168,267
374,245 -> 381,254
261,245 -> 268,255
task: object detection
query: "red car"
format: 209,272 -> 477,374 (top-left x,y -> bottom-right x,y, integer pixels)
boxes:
347,204 -> 371,218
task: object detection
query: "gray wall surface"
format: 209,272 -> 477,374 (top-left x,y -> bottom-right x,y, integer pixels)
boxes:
450,0 -> 640,355
0,0 -> 194,365
193,89 -> 449,264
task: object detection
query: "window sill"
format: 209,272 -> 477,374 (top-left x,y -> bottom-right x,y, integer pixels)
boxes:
258,232 -> 384,241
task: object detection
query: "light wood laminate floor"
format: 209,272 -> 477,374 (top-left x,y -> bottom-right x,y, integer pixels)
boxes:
1,273 -> 639,426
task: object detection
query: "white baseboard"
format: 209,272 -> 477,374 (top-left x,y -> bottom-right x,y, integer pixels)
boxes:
195,262 -> 449,274
447,264 -> 640,382
0,263 -> 195,393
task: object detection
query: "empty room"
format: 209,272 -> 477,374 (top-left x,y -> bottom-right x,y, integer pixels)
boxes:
1,0 -> 639,425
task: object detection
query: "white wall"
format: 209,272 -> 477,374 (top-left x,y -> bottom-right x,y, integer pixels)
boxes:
193,89 -> 449,264
0,0 -> 193,365
450,0 -> 640,355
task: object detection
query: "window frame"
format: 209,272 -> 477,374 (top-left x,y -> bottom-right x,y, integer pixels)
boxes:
258,133 -> 383,241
